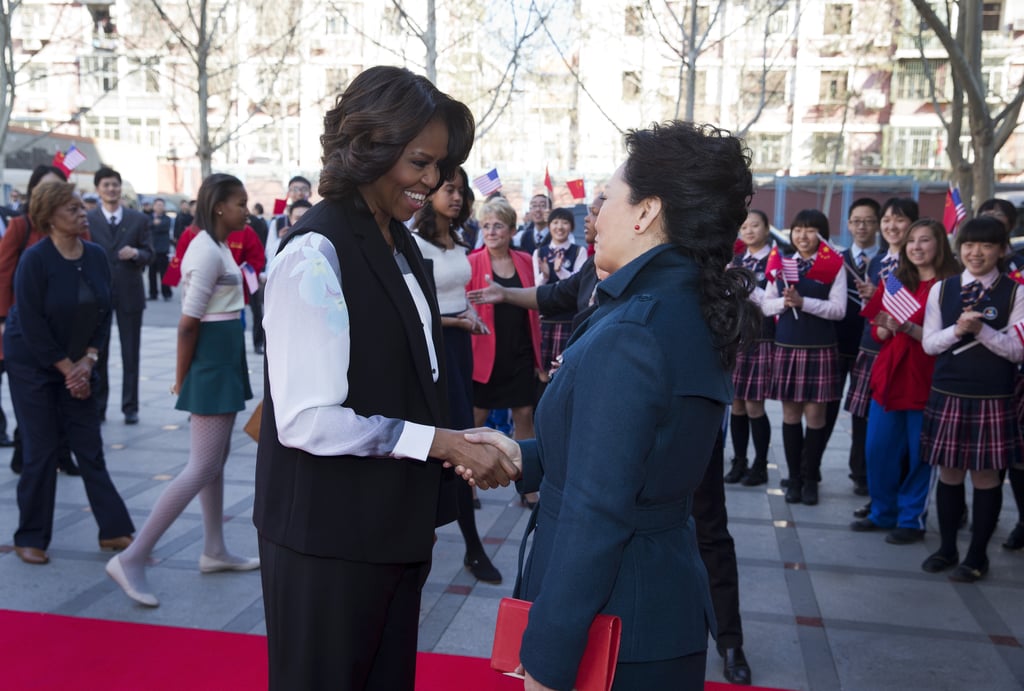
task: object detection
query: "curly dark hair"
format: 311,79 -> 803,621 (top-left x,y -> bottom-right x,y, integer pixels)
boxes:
413,167 -> 473,249
622,121 -> 758,369
318,66 -> 475,203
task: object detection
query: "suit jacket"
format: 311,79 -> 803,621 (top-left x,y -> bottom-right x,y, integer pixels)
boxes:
515,222 -> 549,255
515,245 -> 730,690
87,207 -> 153,313
253,196 -> 456,562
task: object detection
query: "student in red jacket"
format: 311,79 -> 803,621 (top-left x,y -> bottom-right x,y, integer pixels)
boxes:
851,219 -> 959,543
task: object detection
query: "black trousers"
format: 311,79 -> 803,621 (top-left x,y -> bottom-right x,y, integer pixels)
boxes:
694,430 -> 743,652
148,254 -> 171,298
7,361 -> 133,549
249,289 -> 265,349
259,536 -> 429,691
613,650 -> 707,691
96,307 -> 143,416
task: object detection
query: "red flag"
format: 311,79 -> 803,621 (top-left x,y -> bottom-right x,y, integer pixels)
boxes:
543,166 -> 553,198
272,198 -> 288,215
52,151 -> 71,176
566,179 -> 585,200
1010,269 -> 1024,286
805,241 -> 844,283
764,246 -> 782,282
943,185 -> 967,236
733,238 -> 746,256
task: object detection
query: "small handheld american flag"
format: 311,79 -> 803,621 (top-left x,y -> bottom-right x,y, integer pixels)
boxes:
473,169 -> 502,195
780,256 -> 800,284
881,274 -> 921,324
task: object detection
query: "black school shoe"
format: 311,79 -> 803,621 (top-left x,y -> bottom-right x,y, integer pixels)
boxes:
921,551 -> 959,574
886,528 -> 925,545
1002,522 -> 1024,550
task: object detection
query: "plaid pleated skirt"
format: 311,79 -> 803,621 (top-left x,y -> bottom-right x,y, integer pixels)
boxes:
921,391 -> 1024,470
843,348 -> 877,417
733,340 -> 774,401
540,319 -> 573,374
1015,372 -> 1024,428
770,345 -> 839,402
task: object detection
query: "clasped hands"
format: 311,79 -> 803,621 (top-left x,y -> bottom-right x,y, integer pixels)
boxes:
432,427 -> 522,489
782,285 -> 804,309
954,310 -> 984,338
64,357 -> 93,400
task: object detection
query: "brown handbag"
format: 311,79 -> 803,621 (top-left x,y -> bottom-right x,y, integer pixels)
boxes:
243,399 -> 263,442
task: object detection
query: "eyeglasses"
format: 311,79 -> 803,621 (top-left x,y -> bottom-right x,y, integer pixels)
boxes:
848,219 -> 877,227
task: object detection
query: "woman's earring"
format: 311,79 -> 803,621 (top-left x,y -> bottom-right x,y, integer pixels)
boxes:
634,224 -> 640,230
217,211 -> 223,215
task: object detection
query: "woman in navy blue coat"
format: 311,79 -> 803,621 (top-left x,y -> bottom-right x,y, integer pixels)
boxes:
464,122 -> 758,691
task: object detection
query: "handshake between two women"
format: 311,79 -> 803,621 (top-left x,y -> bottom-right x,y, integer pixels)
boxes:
430,428 -> 523,490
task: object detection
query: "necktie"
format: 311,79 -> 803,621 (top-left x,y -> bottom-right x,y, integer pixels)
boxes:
741,255 -> 759,272
856,252 -> 866,272
109,215 -> 117,230
961,280 -> 984,311
879,255 -> 897,281
796,256 -> 813,275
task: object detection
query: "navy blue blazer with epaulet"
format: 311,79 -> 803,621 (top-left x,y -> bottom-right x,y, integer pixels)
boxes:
856,252 -> 888,354
513,244 -> 729,690
253,195 -> 457,564
932,274 -> 1017,398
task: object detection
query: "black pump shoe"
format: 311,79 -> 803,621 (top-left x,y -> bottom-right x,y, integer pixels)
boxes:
464,554 -> 502,584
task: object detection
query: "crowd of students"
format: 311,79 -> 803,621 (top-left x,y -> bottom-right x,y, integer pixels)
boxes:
729,196 -> 1024,583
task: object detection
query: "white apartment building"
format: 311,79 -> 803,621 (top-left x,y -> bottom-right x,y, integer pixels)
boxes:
6,0 -> 1024,207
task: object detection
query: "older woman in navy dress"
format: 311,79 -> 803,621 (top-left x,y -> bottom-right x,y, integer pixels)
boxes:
464,122 -> 759,691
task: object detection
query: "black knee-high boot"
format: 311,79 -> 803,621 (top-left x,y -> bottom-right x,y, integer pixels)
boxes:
782,422 -> 804,502
800,426 -> 828,505
741,415 -> 771,486
963,486 -> 1003,572
725,414 -> 750,483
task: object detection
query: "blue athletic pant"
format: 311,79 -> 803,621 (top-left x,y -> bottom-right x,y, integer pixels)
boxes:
865,400 -> 934,530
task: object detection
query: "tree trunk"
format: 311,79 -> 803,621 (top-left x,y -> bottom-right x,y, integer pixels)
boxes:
425,0 -> 437,83
0,3 -> 15,186
198,0 -> 211,179
685,0 -> 698,122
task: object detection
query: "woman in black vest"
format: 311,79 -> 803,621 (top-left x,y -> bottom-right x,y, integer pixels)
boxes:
254,66 -> 518,690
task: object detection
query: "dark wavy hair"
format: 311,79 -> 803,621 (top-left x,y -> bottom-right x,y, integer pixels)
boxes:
413,167 -> 473,249
622,121 -> 757,369
194,173 -> 244,233
28,181 -> 77,233
318,66 -> 475,203
895,219 -> 959,292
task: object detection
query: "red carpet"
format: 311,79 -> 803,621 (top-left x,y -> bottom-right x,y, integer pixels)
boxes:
0,610 -> 789,690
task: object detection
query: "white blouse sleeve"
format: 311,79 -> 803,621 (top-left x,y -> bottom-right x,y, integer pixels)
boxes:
975,284 -> 1024,362
180,235 -> 220,319
262,233 -> 434,460
922,281 -> 959,355
761,280 -> 784,317
800,269 -> 847,321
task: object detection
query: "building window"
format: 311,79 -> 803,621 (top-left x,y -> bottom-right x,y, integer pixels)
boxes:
819,70 -> 848,103
81,55 -> 118,93
81,115 -> 121,141
742,70 -> 786,108
893,59 -> 949,100
625,5 -> 643,36
810,133 -> 843,168
888,127 -> 943,169
823,3 -> 852,35
981,62 -> 1006,99
982,2 -> 1002,31
746,133 -> 787,170
622,71 -> 642,101
767,3 -> 789,35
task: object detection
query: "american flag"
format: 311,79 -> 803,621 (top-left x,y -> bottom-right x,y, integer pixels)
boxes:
943,184 -> 967,235
473,169 -> 502,195
881,274 -> 921,324
1014,320 -> 1024,348
780,256 -> 800,284
63,145 -> 86,171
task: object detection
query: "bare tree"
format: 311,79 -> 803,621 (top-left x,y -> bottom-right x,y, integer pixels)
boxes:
0,0 -> 18,172
911,0 -> 1024,210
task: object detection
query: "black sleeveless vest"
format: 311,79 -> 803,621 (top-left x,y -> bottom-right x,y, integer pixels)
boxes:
774,257 -> 837,348
253,196 -> 456,563
932,275 -> 1017,398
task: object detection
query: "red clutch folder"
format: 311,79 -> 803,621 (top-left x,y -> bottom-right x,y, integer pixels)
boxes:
490,597 -> 621,691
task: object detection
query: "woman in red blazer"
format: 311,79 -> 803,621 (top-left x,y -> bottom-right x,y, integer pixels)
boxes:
467,197 -> 541,445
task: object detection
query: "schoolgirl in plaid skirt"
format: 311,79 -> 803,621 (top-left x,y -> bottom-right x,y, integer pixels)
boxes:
725,210 -> 775,486
920,217 -> 1024,583
762,210 -> 846,506
533,208 -> 583,377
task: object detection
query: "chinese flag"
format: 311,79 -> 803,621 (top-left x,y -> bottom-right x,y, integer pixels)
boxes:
51,151 -> 71,176
566,179 -> 585,200
543,166 -> 554,198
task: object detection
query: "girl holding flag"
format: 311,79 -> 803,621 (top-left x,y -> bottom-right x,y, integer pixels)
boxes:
852,220 -> 958,542
725,210 -> 775,486
920,216 -> 1024,582
762,209 -> 846,505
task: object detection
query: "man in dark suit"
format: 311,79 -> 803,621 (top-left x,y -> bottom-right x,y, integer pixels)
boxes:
87,167 -> 153,424
147,198 -> 173,301
514,193 -> 551,254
